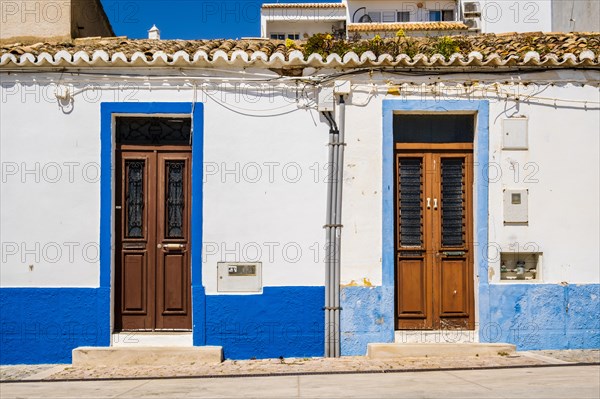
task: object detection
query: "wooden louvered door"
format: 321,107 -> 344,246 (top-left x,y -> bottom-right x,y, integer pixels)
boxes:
395,150 -> 474,330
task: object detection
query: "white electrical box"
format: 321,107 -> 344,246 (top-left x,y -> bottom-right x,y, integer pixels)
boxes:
503,189 -> 528,223
217,262 -> 262,293
502,117 -> 528,150
317,86 -> 334,112
333,80 -> 351,95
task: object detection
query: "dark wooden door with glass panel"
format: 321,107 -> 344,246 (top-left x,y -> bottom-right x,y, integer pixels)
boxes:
395,150 -> 474,330
115,117 -> 192,331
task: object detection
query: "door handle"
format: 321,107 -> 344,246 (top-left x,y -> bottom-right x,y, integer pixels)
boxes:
433,198 -> 438,210
426,198 -> 431,209
442,251 -> 466,256
159,243 -> 186,251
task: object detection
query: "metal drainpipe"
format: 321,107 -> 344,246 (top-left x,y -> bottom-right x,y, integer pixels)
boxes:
333,95 -> 345,358
323,111 -> 335,358
322,94 -> 346,358
322,109 -> 340,358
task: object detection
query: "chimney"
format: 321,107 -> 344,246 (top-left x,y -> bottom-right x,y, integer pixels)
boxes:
148,25 -> 160,40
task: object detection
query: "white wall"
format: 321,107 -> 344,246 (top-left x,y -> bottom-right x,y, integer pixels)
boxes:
201,83 -> 328,293
1,69 -> 598,290
479,0 -> 552,33
337,70 -> 599,286
0,73 -> 328,290
487,83 -> 600,284
1,78 -> 101,287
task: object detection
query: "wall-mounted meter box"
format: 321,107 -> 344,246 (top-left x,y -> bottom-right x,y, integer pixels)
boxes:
502,117 -> 528,150
317,86 -> 334,112
503,189 -> 528,223
217,262 -> 262,293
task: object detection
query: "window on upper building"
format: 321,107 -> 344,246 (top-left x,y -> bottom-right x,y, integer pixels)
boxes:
397,11 -> 411,22
382,11 -> 395,22
368,11 -> 381,22
429,10 -> 442,22
270,33 -> 299,40
442,10 -> 455,21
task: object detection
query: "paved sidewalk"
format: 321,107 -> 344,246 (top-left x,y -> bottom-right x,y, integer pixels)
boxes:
1,365 -> 599,399
1,350 -> 598,382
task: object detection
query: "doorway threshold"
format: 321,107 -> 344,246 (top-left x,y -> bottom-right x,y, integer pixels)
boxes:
111,332 -> 193,347
395,329 -> 479,344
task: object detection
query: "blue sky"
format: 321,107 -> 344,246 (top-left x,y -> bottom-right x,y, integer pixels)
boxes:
100,0 -> 336,40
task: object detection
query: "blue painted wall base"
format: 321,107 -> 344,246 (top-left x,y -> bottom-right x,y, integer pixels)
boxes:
205,286 -> 324,360
487,283 -> 600,350
340,286 -> 394,356
0,288 -> 110,364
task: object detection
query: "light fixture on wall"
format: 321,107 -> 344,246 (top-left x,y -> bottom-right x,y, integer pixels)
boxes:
54,84 -> 71,101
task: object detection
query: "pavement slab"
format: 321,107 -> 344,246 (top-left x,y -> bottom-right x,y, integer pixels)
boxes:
0,349 -> 598,382
0,365 -> 598,399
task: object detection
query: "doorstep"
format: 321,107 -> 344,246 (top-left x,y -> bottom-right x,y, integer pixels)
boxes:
367,343 -> 516,359
111,332 -> 193,347
72,346 -> 223,367
395,329 -> 479,344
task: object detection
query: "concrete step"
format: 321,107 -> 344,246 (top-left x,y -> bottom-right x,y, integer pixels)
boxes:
111,332 -> 193,347
72,346 -> 223,367
394,330 -> 478,344
367,343 -> 516,359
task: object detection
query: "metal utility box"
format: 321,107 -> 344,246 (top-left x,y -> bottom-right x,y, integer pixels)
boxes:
502,117 -> 528,150
503,189 -> 528,223
217,262 -> 262,292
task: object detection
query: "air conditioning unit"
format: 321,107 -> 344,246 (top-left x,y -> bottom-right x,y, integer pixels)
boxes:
463,2 -> 481,14
464,17 -> 481,30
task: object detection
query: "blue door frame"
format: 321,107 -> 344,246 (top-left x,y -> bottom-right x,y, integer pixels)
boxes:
381,100 -> 490,341
100,102 -> 206,344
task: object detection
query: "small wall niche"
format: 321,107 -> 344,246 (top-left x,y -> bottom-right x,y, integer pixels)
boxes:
500,252 -> 541,281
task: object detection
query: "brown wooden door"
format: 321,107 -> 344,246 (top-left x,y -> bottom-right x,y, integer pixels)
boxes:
395,150 -> 474,330
115,149 -> 192,331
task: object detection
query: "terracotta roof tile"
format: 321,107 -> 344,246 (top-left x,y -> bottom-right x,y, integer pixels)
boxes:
262,2 -> 345,9
0,33 -> 598,69
348,22 -> 469,32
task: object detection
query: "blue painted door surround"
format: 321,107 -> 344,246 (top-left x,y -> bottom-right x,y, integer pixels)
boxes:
101,102 -> 206,344
341,100 -> 489,355
381,100 -> 490,341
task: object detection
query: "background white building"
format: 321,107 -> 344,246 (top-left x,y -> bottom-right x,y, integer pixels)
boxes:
261,0 -> 600,39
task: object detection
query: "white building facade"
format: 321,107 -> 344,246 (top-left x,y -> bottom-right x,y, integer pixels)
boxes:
261,0 -> 600,39
1,33 -> 599,364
